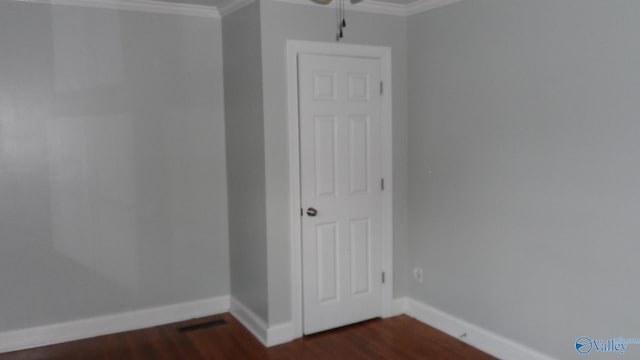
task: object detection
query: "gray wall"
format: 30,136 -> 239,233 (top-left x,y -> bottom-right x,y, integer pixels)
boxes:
222,1 -> 269,322
408,1 -> 640,359
260,0 -> 409,325
0,1 -> 229,333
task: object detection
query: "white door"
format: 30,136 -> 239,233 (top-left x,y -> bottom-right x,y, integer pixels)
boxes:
299,53 -> 383,335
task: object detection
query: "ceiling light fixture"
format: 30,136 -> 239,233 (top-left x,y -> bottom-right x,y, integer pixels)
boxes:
310,0 -> 363,41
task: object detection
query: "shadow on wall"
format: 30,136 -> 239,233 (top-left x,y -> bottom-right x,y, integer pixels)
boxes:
0,1 -> 227,332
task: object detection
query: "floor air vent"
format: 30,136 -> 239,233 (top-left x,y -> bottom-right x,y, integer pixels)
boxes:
178,318 -> 227,333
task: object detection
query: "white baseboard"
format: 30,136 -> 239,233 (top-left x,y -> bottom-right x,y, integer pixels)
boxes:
229,297 -> 294,347
405,298 -> 556,360
0,295 -> 230,354
230,297 -> 268,345
0,294 -> 555,359
266,321 -> 294,347
388,297 -> 409,317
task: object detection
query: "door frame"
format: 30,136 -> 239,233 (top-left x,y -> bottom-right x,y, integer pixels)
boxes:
286,40 -> 394,339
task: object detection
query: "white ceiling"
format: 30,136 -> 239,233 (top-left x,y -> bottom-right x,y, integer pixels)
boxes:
155,0 -> 419,8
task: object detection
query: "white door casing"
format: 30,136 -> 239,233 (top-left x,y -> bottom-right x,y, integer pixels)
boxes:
299,53 -> 383,335
287,40 -> 398,338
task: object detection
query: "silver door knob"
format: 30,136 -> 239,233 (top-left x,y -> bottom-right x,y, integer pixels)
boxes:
306,207 -> 318,217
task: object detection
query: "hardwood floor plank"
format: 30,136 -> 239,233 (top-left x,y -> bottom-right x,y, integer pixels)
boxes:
1,314 -> 496,360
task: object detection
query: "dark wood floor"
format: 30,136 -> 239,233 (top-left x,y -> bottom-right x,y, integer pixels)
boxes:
1,314 -> 496,360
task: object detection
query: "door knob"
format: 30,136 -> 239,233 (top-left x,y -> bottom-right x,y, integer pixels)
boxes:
306,207 -> 318,217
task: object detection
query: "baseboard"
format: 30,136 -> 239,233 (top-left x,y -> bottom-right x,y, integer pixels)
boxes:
388,297 -> 409,317
230,297 -> 268,345
0,295 -> 230,354
0,294 -> 554,358
229,297 -> 294,347
266,321 -> 294,347
405,298 -> 556,360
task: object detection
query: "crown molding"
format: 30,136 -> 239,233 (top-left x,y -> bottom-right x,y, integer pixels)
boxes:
344,0 -> 407,16
405,0 -> 461,16
269,0 -> 462,16
10,0 -> 461,19
13,0 -> 220,18
217,0 -> 254,16
270,0 -> 405,16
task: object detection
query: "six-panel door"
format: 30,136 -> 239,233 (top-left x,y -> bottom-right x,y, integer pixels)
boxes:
299,53 -> 383,335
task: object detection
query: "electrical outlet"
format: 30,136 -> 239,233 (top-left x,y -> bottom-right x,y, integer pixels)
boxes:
413,267 -> 423,282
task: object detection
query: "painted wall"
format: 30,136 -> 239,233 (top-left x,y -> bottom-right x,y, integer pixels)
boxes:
0,1 -> 229,333
408,1 -> 640,359
260,0 -> 409,325
222,1 -> 269,322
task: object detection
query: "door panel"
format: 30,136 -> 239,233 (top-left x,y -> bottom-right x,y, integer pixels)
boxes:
314,116 -> 337,198
299,54 -> 383,335
350,218 -> 371,296
349,115 -> 369,194
316,222 -> 339,303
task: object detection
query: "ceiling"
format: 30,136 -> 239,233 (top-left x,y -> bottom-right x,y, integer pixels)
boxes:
155,0 -> 419,8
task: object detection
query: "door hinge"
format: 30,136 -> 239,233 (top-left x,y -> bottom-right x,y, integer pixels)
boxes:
300,208 -> 303,216
380,81 -> 384,95
381,178 -> 385,191
382,271 -> 386,284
